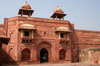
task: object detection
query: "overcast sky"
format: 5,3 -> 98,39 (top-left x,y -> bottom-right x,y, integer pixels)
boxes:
0,0 -> 100,31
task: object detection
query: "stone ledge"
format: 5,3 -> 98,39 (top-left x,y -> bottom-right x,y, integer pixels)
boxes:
3,63 -> 100,66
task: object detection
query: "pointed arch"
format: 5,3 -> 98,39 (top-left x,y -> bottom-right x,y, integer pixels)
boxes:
8,48 -> 14,61
21,48 -> 31,61
59,49 -> 66,60
40,48 -> 48,63
9,48 -> 13,56
37,41 -> 52,62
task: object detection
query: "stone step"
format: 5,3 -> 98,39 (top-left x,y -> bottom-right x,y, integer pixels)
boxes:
3,63 -> 100,66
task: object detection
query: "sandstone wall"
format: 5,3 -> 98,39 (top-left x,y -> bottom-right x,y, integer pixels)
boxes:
75,30 -> 100,49
79,47 -> 100,64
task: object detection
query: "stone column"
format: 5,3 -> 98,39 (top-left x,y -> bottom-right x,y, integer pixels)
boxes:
30,49 -> 34,61
66,48 -> 72,63
33,48 -> 37,61
17,46 -> 21,61
51,44 -> 58,62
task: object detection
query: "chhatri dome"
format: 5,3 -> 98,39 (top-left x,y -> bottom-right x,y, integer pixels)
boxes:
53,7 -> 64,14
51,7 -> 66,20
18,2 -> 34,17
21,1 -> 32,10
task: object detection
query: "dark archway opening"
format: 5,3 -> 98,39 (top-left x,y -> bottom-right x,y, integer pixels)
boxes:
40,48 -> 48,63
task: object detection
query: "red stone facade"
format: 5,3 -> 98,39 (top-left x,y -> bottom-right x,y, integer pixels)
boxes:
0,2 -> 100,65
1,16 -> 77,64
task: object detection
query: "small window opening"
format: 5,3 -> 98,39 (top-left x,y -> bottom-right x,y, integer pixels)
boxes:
24,31 -> 29,36
30,40 -> 32,42
22,39 -> 33,43
26,40 -> 28,42
60,33 -> 65,38
22,40 -> 25,42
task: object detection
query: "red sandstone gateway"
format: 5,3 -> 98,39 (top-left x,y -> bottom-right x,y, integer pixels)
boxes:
0,2 -> 100,65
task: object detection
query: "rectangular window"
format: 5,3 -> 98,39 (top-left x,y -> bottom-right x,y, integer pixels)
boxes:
21,30 -> 34,43
23,31 -> 33,37
60,33 -> 67,38
22,39 -> 33,43
24,31 -> 30,36
60,33 -> 65,38
59,32 -> 68,39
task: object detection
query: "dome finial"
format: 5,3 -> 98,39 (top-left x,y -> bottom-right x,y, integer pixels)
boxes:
26,1 -> 27,3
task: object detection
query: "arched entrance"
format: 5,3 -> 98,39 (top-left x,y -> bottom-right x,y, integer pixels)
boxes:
40,48 -> 48,63
59,49 -> 66,60
21,48 -> 30,61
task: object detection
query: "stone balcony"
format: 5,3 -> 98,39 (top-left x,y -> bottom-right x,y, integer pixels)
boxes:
58,38 -> 69,44
21,37 -> 33,43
